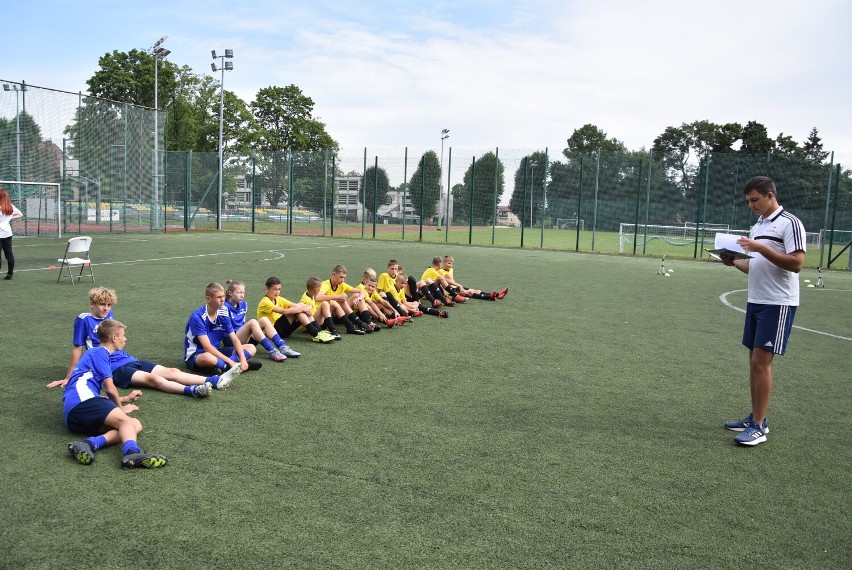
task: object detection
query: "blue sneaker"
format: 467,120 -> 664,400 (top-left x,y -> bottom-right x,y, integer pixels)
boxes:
734,422 -> 767,446
724,413 -> 768,433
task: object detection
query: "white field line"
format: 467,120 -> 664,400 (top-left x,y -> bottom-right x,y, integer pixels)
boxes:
720,289 -> 852,342
18,243 -> 352,273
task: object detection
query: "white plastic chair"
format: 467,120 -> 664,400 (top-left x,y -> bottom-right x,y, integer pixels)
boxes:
57,236 -> 95,284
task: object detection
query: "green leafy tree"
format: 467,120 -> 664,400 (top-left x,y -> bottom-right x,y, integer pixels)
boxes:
249,85 -> 338,207
739,120 -> 773,155
508,151 -> 547,227
458,152 -> 504,224
564,124 -> 626,156
362,164 -> 390,216
408,151 -> 441,222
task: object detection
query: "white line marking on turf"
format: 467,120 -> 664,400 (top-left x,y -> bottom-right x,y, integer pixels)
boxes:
720,289 -> 852,342
18,243 -> 351,273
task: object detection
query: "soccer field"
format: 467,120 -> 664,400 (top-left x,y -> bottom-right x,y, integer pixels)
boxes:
2,233 -> 850,569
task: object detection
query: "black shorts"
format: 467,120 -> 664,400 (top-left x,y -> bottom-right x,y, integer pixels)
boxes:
112,360 -> 157,389
66,398 -> 118,436
273,316 -> 301,338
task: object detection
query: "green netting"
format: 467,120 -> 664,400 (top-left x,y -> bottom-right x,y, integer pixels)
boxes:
3,81 -> 850,267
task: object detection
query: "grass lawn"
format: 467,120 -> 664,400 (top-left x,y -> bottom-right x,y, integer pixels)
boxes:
1,232 -> 850,569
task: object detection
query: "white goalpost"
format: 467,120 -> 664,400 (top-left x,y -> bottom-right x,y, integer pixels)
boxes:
555,217 -> 585,230
0,181 -> 62,238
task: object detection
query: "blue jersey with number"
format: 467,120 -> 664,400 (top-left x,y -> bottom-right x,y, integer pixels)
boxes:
184,305 -> 234,361
72,310 -> 115,349
62,346 -> 113,422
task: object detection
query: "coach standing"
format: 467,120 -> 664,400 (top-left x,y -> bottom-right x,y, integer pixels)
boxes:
719,176 -> 806,446
0,189 -> 23,280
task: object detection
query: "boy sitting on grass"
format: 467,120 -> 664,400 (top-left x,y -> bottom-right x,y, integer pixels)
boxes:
225,279 -> 302,361
64,319 -> 167,469
356,268 -> 393,330
258,276 -> 334,343
48,288 -> 232,396
317,264 -> 369,335
440,255 -> 507,301
185,282 -> 259,375
299,277 -> 340,341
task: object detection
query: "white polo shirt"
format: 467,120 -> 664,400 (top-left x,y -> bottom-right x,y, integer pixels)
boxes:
747,206 -> 806,306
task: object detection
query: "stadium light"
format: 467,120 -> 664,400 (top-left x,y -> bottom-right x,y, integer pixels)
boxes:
150,36 -> 169,228
439,129 -> 449,227
2,82 -> 25,181
212,48 -> 234,230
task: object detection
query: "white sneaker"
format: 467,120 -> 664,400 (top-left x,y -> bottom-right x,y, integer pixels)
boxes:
216,364 -> 241,390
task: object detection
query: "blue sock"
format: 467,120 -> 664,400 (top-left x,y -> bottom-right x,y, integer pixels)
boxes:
85,435 -> 108,451
122,440 -> 141,455
183,385 -> 194,396
207,375 -> 221,388
271,333 -> 285,348
215,357 -> 228,369
260,338 -> 275,352
243,349 -> 252,360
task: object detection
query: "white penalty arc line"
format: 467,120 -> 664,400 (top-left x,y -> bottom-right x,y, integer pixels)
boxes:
720,289 -> 852,342
18,243 -> 352,274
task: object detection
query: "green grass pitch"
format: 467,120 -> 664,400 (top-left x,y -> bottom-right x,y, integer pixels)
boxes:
1,233 -> 850,568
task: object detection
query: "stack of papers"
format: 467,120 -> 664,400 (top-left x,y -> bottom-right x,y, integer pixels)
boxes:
706,233 -> 753,260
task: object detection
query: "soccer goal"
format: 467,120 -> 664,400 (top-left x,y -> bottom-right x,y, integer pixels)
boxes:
684,221 -> 730,231
0,181 -> 61,238
618,223 -> 748,255
555,217 -> 585,230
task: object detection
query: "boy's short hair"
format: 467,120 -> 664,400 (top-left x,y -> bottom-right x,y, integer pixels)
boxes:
432,256 -> 443,265
387,259 -> 398,267
225,279 -> 244,295
306,276 -> 322,290
443,255 -> 454,262
205,282 -> 224,297
396,272 -> 407,280
397,265 -> 404,272
89,287 -> 117,306
333,264 -> 347,274
363,268 -> 377,280
744,176 -> 776,197
265,276 -> 282,288
97,319 -> 126,343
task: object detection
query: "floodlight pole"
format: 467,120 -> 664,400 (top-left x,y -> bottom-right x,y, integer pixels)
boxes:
439,129 -> 449,227
151,37 -> 169,229
212,49 -> 234,230
2,83 -> 24,181
529,161 -> 538,228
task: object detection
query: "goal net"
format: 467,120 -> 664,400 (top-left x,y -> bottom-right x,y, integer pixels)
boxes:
618,223 -> 747,255
555,217 -> 585,230
0,181 -> 61,238
684,222 -> 729,231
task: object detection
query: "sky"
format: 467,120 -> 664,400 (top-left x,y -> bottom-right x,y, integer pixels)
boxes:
2,0 -> 851,166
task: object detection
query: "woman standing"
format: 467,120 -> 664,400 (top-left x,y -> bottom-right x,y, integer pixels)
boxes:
0,189 -> 23,280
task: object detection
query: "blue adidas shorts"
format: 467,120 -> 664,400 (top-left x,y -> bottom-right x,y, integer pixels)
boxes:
742,303 -> 796,355
66,397 -> 118,436
112,360 -> 157,389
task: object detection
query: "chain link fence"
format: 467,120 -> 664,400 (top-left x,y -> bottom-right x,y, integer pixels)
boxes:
2,81 -> 850,268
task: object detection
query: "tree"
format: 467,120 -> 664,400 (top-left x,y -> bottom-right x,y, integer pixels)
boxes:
564,124 -> 625,156
362,164 -> 390,216
249,85 -> 338,208
508,151 -> 547,227
774,133 -> 802,158
86,49 -> 176,109
740,120 -> 773,155
408,151 -> 441,222
802,127 -> 829,163
457,152 -> 504,224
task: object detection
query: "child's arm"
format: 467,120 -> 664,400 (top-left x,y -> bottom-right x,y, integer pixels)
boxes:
197,334 -> 241,369
47,345 -> 84,388
104,377 -> 139,413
